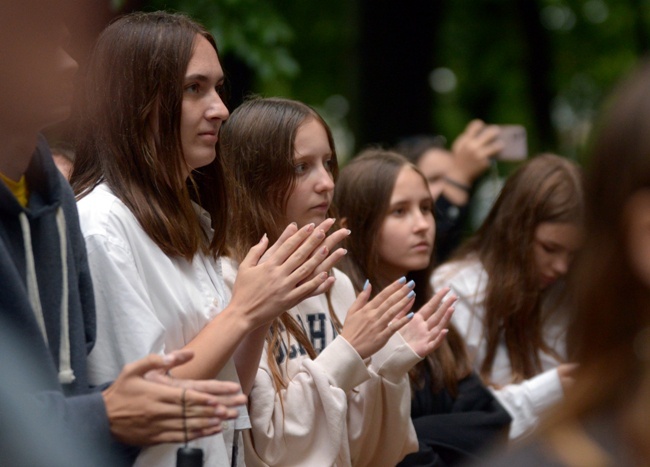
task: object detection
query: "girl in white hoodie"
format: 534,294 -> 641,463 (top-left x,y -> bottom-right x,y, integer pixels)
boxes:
218,97 -> 455,466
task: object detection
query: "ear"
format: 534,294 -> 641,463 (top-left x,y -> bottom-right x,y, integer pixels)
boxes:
340,217 -> 348,229
624,189 -> 650,288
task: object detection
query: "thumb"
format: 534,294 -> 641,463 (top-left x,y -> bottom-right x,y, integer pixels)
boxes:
347,282 -> 371,317
241,233 -> 269,269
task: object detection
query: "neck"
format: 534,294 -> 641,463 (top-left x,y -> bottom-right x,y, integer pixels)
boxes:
0,130 -> 38,181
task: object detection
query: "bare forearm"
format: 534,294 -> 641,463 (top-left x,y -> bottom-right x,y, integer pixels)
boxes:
168,307 -> 254,380
233,324 -> 270,395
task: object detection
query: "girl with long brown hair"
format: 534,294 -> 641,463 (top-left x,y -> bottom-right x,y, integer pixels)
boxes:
71,12 -> 342,467
219,97 -> 454,466
433,154 -> 584,440
335,149 -> 512,466
482,59 -> 650,467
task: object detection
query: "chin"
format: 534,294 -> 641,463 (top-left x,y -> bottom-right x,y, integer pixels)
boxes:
301,214 -> 327,227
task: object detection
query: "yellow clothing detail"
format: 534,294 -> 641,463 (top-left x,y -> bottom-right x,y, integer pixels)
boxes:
0,172 -> 29,207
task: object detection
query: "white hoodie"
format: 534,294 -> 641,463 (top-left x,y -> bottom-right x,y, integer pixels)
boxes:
223,260 -> 420,466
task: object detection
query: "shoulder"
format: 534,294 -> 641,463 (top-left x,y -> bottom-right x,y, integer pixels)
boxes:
432,256 -> 488,297
77,184 -> 138,238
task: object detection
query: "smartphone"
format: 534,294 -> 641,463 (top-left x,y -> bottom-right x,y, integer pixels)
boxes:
495,125 -> 527,161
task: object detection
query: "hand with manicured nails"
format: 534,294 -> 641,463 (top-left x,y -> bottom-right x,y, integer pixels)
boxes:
398,287 -> 456,358
341,278 -> 416,360
229,220 -> 339,329
263,218 -> 350,296
102,350 -> 246,446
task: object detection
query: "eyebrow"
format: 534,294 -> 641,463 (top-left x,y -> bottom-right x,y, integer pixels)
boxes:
293,151 -> 332,161
184,73 -> 224,84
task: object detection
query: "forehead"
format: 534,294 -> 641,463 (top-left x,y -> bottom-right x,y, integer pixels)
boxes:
535,222 -> 583,249
185,35 -> 222,77
391,166 -> 430,200
294,118 -> 331,157
417,148 -> 453,176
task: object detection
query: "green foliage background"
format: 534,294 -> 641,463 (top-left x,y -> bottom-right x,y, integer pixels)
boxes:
133,0 -> 647,165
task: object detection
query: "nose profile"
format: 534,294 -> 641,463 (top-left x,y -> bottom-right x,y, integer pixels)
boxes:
316,164 -> 335,193
206,90 -> 230,121
553,254 -> 570,276
413,208 -> 433,233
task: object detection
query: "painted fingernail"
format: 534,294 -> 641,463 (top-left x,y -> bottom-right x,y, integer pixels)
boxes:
291,222 -> 297,227
259,233 -> 267,244
406,280 -> 415,289
321,246 -> 328,255
406,311 -> 415,319
363,279 -> 370,291
306,223 -> 315,232
346,229 -> 351,235
407,290 -> 415,299
398,276 -> 407,284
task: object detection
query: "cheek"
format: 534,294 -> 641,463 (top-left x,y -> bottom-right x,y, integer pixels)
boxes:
376,227 -> 395,260
628,227 -> 650,288
533,246 -> 549,271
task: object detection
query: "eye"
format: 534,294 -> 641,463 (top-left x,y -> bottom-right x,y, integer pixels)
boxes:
184,83 -> 200,94
391,207 -> 406,216
541,244 -> 558,254
294,163 -> 308,175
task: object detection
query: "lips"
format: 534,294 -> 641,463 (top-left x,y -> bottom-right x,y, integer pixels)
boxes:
198,131 -> 218,143
311,201 -> 330,211
540,275 -> 558,288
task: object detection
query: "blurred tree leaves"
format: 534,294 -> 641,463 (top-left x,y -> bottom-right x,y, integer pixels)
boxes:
138,0 -> 650,161
148,0 -> 299,94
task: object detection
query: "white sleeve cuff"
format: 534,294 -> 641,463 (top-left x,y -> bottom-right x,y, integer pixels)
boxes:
316,335 -> 371,392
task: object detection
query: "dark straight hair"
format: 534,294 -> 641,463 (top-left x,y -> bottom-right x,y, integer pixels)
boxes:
71,11 -> 228,260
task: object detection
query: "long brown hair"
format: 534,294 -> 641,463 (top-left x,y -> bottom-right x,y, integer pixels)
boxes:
219,97 -> 342,392
451,154 -> 584,383
334,149 -> 472,394
542,60 -> 650,463
70,11 -> 228,260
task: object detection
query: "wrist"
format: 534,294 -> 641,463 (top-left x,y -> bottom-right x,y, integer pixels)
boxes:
214,303 -> 257,336
444,176 -> 471,193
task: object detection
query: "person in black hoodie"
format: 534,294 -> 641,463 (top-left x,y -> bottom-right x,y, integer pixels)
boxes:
0,1 -> 246,465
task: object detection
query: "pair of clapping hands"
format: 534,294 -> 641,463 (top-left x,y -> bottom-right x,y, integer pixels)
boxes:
232,218 -> 455,361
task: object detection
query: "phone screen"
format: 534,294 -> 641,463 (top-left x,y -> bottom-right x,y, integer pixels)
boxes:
496,125 -> 527,161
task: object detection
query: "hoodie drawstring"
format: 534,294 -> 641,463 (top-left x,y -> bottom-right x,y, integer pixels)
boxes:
18,208 -> 75,384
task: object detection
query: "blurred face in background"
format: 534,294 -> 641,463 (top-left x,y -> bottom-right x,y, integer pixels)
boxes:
416,148 -> 453,200
0,1 -> 78,133
533,222 -> 583,290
